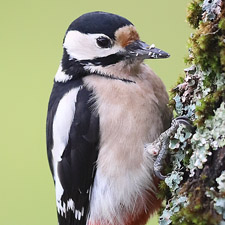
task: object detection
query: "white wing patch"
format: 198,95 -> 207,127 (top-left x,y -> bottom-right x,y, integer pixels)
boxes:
51,86 -> 82,215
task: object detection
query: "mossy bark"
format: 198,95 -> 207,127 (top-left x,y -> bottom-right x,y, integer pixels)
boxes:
159,1 -> 225,224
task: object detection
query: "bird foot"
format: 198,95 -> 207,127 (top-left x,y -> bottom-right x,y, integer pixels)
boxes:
145,116 -> 194,180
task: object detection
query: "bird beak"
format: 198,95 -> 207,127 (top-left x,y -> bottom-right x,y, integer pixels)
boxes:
123,40 -> 170,60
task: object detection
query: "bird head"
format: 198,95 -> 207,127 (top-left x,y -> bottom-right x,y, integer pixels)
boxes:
58,11 -> 170,81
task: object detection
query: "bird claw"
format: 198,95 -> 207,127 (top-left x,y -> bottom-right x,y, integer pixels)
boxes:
153,138 -> 169,180
154,170 -> 167,180
173,116 -> 195,133
153,116 -> 194,180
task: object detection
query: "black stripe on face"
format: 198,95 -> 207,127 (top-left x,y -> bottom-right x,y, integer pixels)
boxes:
61,49 -> 125,78
79,53 -> 125,67
61,49 -> 88,78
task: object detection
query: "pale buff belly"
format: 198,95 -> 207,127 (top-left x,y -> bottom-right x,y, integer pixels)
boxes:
83,75 -> 165,224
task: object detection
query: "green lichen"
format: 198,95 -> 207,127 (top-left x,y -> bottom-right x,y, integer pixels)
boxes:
189,102 -> 225,177
216,171 -> 225,193
195,88 -> 225,126
202,0 -> 222,22
169,75 -> 185,111
159,0 -> 225,224
214,198 -> 225,219
185,0 -> 225,88
159,196 -> 189,225
214,171 -> 225,219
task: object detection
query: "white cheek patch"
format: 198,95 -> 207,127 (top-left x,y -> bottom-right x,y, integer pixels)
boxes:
63,30 -> 123,60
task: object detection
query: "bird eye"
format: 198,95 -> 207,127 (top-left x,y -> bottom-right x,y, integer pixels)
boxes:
96,37 -> 112,48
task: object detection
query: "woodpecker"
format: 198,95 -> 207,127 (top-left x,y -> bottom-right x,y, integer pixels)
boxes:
46,11 -> 172,225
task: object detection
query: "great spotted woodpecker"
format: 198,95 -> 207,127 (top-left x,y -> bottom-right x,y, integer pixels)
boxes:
46,11 -> 172,225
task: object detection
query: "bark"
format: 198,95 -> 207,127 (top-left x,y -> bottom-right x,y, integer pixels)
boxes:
158,1 -> 225,224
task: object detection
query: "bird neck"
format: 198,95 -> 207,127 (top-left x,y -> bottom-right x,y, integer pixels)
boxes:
57,49 -> 141,83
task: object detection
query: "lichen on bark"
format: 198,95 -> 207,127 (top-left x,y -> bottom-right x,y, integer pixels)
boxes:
159,1 -> 225,224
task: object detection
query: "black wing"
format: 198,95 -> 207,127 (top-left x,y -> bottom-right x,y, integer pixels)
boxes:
46,79 -> 99,225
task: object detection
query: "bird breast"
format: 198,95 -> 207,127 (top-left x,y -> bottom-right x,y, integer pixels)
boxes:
84,63 -> 169,223
83,63 -> 167,176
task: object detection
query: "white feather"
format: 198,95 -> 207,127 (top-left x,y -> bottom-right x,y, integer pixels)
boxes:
51,87 -> 82,211
54,64 -> 73,83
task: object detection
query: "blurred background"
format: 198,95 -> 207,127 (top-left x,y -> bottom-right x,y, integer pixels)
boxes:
0,0 -> 191,224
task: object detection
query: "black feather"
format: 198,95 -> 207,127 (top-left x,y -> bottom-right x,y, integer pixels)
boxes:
46,79 -> 99,225
66,11 -> 133,40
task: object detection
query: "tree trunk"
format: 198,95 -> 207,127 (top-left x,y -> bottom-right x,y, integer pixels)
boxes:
158,0 -> 225,224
